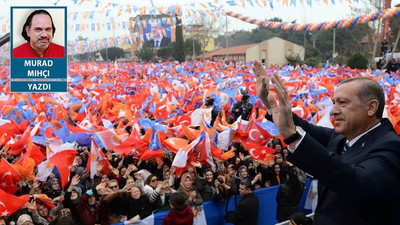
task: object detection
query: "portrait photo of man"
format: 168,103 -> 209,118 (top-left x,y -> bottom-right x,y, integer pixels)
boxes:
12,8 -> 65,58
146,20 -> 171,48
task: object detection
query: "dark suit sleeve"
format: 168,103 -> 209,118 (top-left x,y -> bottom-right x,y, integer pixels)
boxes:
289,131 -> 400,203
224,196 -> 253,223
267,111 -> 334,148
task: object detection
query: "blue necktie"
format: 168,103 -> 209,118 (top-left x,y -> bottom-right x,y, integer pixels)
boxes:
343,142 -> 350,153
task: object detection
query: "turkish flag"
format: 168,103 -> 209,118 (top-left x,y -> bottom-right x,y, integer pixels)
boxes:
0,159 -> 22,194
245,121 -> 272,146
0,188 -> 29,217
241,141 -> 276,161
244,81 -> 257,95
49,150 -> 77,189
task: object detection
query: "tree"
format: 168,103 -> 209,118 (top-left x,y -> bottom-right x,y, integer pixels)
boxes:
286,54 -> 303,65
349,0 -> 384,69
157,42 -> 178,61
384,3 -> 400,68
175,16 -> 185,62
100,47 -> 124,61
305,45 -> 320,59
73,35 -> 96,62
347,53 -> 368,69
136,42 -> 155,62
184,38 -> 202,60
198,17 -> 226,58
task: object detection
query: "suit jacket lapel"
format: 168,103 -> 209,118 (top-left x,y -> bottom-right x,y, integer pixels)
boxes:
343,120 -> 390,161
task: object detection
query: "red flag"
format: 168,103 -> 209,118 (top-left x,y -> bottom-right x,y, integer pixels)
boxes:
0,159 -> 22,194
241,141 -> 276,161
15,138 -> 45,166
49,150 -> 77,189
0,188 -> 29,216
8,127 -> 32,155
66,123 -> 93,133
244,81 -> 257,95
114,131 -> 147,157
246,121 -> 272,146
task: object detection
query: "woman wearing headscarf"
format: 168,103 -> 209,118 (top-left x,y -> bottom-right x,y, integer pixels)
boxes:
74,167 -> 91,193
194,166 -> 217,202
45,178 -> 62,199
64,174 -> 82,224
176,173 -> 203,207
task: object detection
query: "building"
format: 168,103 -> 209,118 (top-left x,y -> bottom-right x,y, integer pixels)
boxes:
184,24 -> 215,54
197,37 -> 305,66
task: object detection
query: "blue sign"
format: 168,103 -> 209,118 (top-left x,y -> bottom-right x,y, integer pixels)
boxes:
11,81 -> 67,92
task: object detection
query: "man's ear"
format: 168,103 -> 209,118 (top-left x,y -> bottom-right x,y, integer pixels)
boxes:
367,99 -> 379,117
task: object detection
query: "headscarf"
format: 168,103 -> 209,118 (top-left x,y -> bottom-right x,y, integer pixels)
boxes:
46,178 -> 61,191
236,165 -> 248,180
179,173 -> 193,194
71,186 -> 82,205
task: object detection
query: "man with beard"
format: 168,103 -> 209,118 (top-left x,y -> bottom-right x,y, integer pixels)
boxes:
13,9 -> 65,58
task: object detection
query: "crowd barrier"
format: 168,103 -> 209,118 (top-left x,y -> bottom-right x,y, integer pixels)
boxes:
152,178 -> 312,225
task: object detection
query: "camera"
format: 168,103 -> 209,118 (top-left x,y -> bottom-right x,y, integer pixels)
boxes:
217,177 -> 224,184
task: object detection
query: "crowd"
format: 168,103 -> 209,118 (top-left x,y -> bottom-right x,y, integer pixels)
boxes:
1,131 -> 308,225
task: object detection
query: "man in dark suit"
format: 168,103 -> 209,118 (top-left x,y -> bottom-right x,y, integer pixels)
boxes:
253,60 -> 400,225
147,22 -> 171,48
225,179 -> 259,225
148,36 -> 171,48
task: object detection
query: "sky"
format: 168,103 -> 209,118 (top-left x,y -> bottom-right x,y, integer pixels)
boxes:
1,0 -> 399,41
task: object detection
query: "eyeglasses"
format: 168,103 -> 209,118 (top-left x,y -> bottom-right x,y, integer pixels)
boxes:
151,179 -> 157,182
109,185 -> 118,189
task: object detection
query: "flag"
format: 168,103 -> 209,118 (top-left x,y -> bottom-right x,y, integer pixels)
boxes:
241,141 -> 276,161
0,188 -> 29,217
35,160 -> 54,182
199,132 -> 215,171
139,130 -> 164,161
114,131 -> 147,157
7,126 -> 32,155
304,179 -> 318,213
161,138 -> 189,153
14,138 -> 45,166
216,129 -> 232,150
182,124 -> 201,141
34,194 -> 56,209
191,108 -> 212,127
246,121 -> 272,146
49,150 -> 77,189
95,128 -> 122,150
87,138 -> 111,179
172,133 -> 203,177
0,159 -> 22,194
